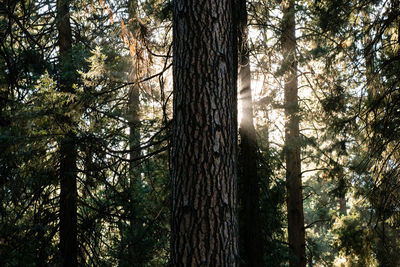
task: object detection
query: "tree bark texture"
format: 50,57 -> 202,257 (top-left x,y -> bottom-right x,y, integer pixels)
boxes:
237,0 -> 264,266
172,0 -> 239,265
281,1 -> 306,267
56,0 -> 78,266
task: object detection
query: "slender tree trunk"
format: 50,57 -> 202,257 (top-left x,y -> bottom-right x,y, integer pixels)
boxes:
127,1 -> 141,167
128,78 -> 141,179
363,19 -> 376,102
171,0 -> 239,265
339,197 -> 347,215
338,169 -> 347,216
126,1 -> 143,264
126,72 -> 142,266
56,0 -> 78,266
338,177 -> 347,216
237,0 -> 264,266
281,1 -> 306,266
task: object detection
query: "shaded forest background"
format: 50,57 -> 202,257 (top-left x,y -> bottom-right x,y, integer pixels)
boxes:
1,0 -> 400,266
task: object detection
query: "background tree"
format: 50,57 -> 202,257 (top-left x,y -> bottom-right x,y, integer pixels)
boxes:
281,0 -> 306,266
56,0 -> 78,265
237,0 -> 264,265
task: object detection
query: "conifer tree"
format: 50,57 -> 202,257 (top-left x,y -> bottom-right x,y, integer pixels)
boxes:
281,0 -> 306,266
171,0 -> 239,265
56,0 -> 78,265
237,0 -> 264,265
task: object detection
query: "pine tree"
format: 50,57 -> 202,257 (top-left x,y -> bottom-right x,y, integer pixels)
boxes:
56,0 -> 78,265
281,0 -> 306,266
237,0 -> 264,265
171,0 -> 239,265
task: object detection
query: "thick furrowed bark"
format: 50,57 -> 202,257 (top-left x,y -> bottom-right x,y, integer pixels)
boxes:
171,0 -> 239,265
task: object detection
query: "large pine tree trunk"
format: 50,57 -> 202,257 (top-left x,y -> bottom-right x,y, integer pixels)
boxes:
281,1 -> 306,266
56,0 -> 78,266
171,0 -> 239,265
237,0 -> 264,266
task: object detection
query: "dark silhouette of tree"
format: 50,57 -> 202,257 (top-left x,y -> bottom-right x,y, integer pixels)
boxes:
281,0 -> 306,266
56,0 -> 78,265
237,0 -> 264,266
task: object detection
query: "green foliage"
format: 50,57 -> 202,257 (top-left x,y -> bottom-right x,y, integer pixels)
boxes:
143,0 -> 172,21
309,45 -> 329,59
258,145 -> 289,266
312,0 -> 352,34
333,213 -> 377,266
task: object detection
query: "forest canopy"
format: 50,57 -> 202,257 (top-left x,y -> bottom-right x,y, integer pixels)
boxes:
1,0 -> 399,266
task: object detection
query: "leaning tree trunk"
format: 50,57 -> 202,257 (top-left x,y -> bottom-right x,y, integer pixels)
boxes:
237,0 -> 264,266
281,1 -> 306,266
171,0 -> 239,265
56,0 -> 78,266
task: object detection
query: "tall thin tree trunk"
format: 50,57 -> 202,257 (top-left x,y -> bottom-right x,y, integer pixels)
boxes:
126,74 -> 142,266
338,169 -> 347,216
363,17 -> 376,102
281,1 -> 306,266
237,0 -> 264,265
171,0 -> 239,265
339,197 -> 347,215
126,1 -> 142,264
56,0 -> 78,266
128,83 -> 141,179
127,1 -> 141,171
